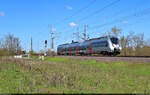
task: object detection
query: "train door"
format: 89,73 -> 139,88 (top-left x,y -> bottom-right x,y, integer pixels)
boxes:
89,41 -> 93,54
76,44 -> 79,55
69,46 -> 71,56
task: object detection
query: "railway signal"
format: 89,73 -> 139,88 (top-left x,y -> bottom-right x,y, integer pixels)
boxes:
44,40 -> 47,56
45,40 -> 47,48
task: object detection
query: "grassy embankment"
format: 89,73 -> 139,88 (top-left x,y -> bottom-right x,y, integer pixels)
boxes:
0,56 -> 150,93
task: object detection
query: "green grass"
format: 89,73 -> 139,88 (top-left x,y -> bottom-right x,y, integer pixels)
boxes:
0,62 -> 32,93
45,56 -> 70,62
0,57 -> 150,94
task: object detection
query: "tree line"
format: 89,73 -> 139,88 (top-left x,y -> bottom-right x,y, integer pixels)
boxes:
0,28 -> 150,56
0,34 -> 22,56
110,26 -> 150,56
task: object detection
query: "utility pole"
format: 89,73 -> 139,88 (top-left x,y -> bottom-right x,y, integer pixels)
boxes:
73,27 -> 80,42
49,24 -> 55,54
77,27 -> 80,42
30,37 -> 33,53
83,24 -> 87,41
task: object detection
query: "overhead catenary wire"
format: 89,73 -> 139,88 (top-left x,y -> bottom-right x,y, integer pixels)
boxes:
94,16 -> 150,38
77,0 -> 120,23
54,0 -> 97,26
58,0 -> 121,37
56,0 -> 119,31
73,7 -> 150,39
57,0 -> 150,44
87,7 -> 150,31
61,0 -> 146,33
78,0 -> 148,29
118,15 -> 150,31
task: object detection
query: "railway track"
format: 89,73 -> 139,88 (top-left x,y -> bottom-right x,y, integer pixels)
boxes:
58,55 -> 150,63
58,55 -> 150,58
89,56 -> 150,58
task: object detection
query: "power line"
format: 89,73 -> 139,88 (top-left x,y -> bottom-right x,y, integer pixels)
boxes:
77,0 -> 120,22
77,0 -> 148,37
87,18 -> 148,39
56,0 -> 120,33
57,0 -> 120,36
72,7 -> 150,39
59,0 -> 146,33
57,0 -> 150,43
88,7 -> 150,30
119,15 -> 150,29
54,0 -> 97,26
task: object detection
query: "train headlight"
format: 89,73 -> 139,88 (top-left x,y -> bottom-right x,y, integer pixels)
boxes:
119,46 -> 122,51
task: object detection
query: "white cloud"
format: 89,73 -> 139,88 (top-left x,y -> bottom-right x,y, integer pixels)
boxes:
69,22 -> 77,27
0,12 -> 5,16
51,28 -> 56,32
66,5 -> 72,10
122,20 -> 128,24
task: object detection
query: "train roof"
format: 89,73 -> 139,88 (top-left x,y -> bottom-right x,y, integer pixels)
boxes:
90,35 -> 117,40
58,43 -> 69,46
58,41 -> 79,47
87,37 -> 106,41
85,35 -> 116,41
58,35 -> 118,47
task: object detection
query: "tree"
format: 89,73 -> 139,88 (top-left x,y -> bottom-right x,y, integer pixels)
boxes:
111,26 -> 121,37
4,34 -> 21,55
121,32 -> 147,56
146,38 -> 150,46
132,33 -> 145,56
120,35 -> 130,56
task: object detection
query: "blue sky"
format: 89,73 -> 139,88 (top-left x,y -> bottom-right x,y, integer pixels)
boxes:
0,0 -> 150,52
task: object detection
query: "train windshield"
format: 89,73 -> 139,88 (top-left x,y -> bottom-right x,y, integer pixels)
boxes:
111,37 -> 119,44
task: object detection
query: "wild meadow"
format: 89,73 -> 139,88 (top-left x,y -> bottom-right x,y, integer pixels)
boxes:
0,56 -> 150,94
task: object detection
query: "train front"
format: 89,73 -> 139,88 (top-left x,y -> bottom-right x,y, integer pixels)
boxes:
110,36 -> 122,55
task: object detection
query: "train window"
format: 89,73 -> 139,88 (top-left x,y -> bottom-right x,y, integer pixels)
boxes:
86,45 -> 89,49
82,46 -> 85,50
71,47 -> 74,51
105,41 -> 108,47
66,48 -> 68,51
78,46 -> 81,50
72,46 -> 75,50
93,43 -> 96,47
92,42 -> 99,47
80,46 -> 82,50
111,38 -> 119,44
98,41 -> 107,47
74,46 -> 76,50
96,43 -> 100,47
97,42 -> 100,47
103,41 -> 108,47
82,45 -> 86,50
